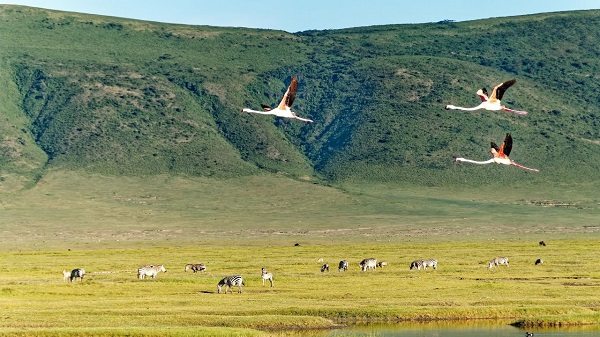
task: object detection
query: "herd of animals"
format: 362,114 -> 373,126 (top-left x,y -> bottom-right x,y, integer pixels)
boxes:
62,241 -> 548,294
242,76 -> 541,173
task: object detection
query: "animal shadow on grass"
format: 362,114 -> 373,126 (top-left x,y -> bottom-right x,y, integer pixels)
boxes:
199,290 -> 213,294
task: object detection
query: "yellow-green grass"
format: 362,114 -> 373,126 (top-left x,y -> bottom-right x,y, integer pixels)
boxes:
1,171 -> 599,336
1,170 -> 598,249
1,240 -> 599,336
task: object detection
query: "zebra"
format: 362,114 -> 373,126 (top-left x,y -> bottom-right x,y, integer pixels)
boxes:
376,261 -> 388,268
338,260 -> 348,272
359,258 -> 377,271
422,259 -> 438,270
261,268 -> 273,287
62,270 -> 71,282
138,264 -> 167,279
217,275 -> 245,294
410,260 -> 424,270
320,263 -> 330,272
535,258 -> 544,265
410,259 -> 437,270
488,257 -> 509,269
69,268 -> 85,282
184,263 -> 206,273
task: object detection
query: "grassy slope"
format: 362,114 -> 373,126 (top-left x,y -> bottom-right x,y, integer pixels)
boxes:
0,169 -> 597,249
0,6 -> 599,186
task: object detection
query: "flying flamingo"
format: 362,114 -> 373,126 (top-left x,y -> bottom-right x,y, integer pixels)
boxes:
453,133 -> 539,172
445,79 -> 528,115
241,76 -> 313,123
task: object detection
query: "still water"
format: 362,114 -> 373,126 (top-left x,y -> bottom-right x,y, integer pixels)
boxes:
290,323 -> 599,337
326,325 -> 598,337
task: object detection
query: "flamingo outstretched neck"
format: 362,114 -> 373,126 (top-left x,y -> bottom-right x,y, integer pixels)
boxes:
445,79 -> 528,115
241,76 -> 313,123
453,134 -> 539,172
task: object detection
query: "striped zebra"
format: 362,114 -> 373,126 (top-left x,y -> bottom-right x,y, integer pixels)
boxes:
422,259 -> 437,270
488,257 -> 509,269
184,263 -> 206,273
359,258 -> 377,271
69,268 -> 86,282
338,260 -> 348,272
320,263 -> 330,272
261,268 -> 273,287
410,260 -> 423,270
410,260 -> 424,270
410,259 -> 437,270
217,275 -> 245,294
138,264 -> 167,279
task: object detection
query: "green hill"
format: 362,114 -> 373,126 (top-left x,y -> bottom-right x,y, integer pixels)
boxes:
1,5 -> 599,189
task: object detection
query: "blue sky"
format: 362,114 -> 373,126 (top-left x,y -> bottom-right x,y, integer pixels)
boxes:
1,0 -> 600,32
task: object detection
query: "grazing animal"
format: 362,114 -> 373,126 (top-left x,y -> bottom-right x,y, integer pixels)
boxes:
359,258 -> 377,272
217,275 -> 245,294
453,133 -> 539,172
488,257 -> 509,269
69,268 -> 85,282
261,268 -> 274,287
445,79 -> 528,115
241,76 -> 313,123
422,259 -> 438,270
539,240 -> 547,246
338,260 -> 349,272
184,263 -> 206,273
410,259 -> 437,270
410,260 -> 424,270
294,243 -> 301,247
138,264 -> 167,279
62,270 -> 71,282
376,261 -> 388,268
535,258 -> 544,265
525,332 -> 534,337
320,263 -> 330,272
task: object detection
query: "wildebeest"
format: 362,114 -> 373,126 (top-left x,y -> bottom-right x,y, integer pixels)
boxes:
184,263 -> 206,273
138,265 -> 167,279
69,268 -> 85,282
539,240 -> 547,246
535,258 -> 543,265
359,258 -> 377,271
338,260 -> 348,272
320,263 -> 330,272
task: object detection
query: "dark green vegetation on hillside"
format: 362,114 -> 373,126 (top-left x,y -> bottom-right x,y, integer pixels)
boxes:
0,6 -> 599,188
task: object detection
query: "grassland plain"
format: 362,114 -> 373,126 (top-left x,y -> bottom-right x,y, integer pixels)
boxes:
0,171 -> 599,336
0,240 -> 599,337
